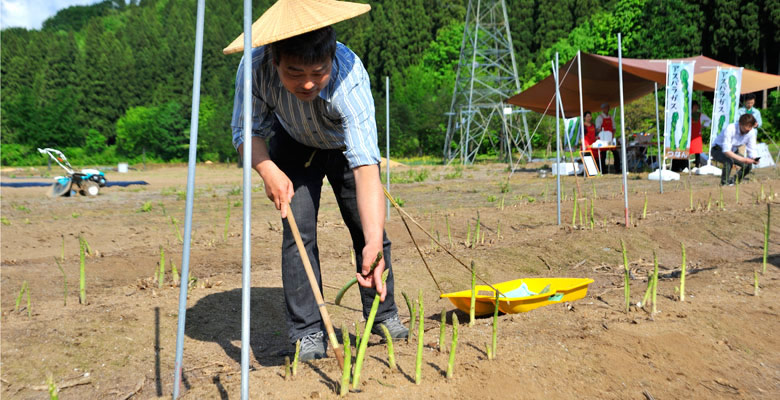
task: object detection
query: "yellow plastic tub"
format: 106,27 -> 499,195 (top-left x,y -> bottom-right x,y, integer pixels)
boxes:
440,277 -> 594,315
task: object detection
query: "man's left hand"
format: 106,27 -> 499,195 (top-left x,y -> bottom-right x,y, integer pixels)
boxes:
356,244 -> 386,301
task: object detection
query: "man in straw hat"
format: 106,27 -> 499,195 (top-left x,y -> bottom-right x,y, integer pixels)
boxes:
228,0 -> 407,361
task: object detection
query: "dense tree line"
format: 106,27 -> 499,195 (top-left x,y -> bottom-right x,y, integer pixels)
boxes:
1,0 -> 777,166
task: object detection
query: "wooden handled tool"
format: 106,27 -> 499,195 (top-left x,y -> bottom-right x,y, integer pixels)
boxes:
286,208 -> 345,369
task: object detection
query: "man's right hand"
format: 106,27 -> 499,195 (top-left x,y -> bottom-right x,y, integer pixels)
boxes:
259,162 -> 294,218
238,136 -> 295,218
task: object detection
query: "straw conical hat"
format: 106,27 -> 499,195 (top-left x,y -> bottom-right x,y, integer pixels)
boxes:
223,0 -> 371,55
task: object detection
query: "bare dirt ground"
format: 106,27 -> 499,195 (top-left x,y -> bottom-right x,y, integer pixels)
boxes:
2,161 -> 779,399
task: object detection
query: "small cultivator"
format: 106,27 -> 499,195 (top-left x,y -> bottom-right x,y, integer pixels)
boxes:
37,148 -> 107,197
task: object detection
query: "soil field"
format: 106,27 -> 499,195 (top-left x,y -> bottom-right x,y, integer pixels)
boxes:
2,162 -> 779,399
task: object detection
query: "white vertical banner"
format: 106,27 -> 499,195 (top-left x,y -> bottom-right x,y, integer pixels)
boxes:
710,67 -> 743,141
663,61 -> 695,159
564,117 -> 580,149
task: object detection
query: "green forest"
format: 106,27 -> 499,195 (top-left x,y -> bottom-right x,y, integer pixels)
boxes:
1,0 -> 778,166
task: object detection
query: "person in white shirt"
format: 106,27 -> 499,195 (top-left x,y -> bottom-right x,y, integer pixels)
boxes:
737,93 -> 762,129
711,114 -> 759,186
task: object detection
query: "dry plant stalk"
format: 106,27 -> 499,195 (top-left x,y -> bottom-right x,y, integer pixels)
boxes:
763,204 -> 770,274
652,251 -> 659,314
679,242 -> 687,302
469,261 -> 476,326
78,236 -> 86,305
621,239 -> 630,313
54,257 -> 68,306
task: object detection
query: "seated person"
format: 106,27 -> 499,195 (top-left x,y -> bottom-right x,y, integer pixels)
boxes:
710,114 -> 759,186
595,102 -> 619,173
671,100 -> 711,171
737,93 -> 762,129
582,111 -> 604,171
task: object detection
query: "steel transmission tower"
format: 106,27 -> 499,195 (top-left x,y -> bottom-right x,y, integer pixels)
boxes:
443,0 -> 531,164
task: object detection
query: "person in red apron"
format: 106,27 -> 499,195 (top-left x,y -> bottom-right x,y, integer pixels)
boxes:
595,103 -> 618,173
689,100 -> 711,168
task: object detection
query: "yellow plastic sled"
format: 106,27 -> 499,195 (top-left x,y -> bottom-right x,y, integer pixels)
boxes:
440,278 -> 594,315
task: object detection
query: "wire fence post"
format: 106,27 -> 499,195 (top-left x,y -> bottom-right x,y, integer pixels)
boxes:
172,0 -> 205,398
240,0 -> 254,398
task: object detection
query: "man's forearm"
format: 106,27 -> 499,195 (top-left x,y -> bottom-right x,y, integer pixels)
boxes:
237,136 -> 274,178
353,164 -> 384,247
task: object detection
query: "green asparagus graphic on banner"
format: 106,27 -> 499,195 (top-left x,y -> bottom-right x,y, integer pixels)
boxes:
663,61 -> 695,159
709,67 -> 743,162
679,69 -> 690,150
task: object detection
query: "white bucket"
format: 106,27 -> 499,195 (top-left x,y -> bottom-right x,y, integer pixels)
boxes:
118,162 -> 129,173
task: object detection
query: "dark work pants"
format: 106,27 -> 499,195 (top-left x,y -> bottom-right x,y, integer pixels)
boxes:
711,145 -> 752,185
268,126 -> 397,344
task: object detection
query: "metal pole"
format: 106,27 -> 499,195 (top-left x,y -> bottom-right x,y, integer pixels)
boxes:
385,76 -> 390,221
554,52 -> 562,226
577,51 -> 585,154
463,0 -> 482,164
617,33 -> 629,227
172,0 -> 205,398
240,0 -> 253,397
654,82 -> 663,193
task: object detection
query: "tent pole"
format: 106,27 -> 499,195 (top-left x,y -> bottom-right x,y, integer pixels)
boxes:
173,0 -> 205,398
386,76 -> 390,221
554,53 -> 562,226
239,0 -> 254,397
617,33 -> 630,227
654,82 -> 663,193
577,51 -> 586,154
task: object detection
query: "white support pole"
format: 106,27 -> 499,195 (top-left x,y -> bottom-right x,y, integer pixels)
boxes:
577,51 -> 586,154
240,0 -> 253,397
617,33 -> 630,227
386,76 -> 390,221
554,52 -> 562,226
655,82 -> 663,193
173,0 -> 205,398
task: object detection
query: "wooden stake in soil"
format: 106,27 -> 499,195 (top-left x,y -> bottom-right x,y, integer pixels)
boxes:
620,239 -> 630,313
763,204 -> 770,274
679,242 -> 687,302
158,245 -> 166,288
491,291 -> 499,358
340,324 -> 351,397
754,270 -> 759,296
469,261 -> 476,327
415,289 -> 424,385
652,251 -> 659,314
284,356 -> 291,381
446,313 -> 459,379
78,236 -> 86,305
54,257 -> 67,306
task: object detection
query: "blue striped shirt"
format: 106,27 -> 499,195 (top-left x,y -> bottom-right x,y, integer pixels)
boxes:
231,42 -> 379,169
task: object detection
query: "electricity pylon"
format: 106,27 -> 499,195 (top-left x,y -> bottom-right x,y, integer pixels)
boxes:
443,0 -> 531,165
